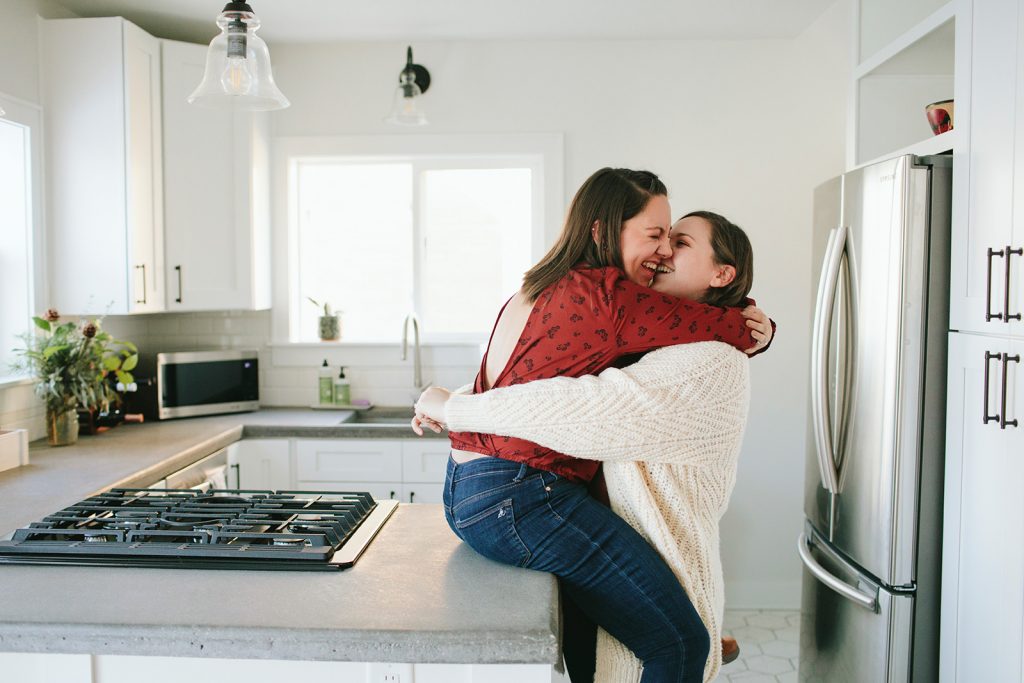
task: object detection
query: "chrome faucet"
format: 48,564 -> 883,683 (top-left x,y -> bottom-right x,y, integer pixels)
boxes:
402,313 -> 428,391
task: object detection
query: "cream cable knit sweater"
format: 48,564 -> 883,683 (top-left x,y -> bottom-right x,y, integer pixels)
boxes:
443,342 -> 750,683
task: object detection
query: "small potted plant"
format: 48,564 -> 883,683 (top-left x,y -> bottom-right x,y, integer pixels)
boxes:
12,309 -> 138,446
308,298 -> 342,341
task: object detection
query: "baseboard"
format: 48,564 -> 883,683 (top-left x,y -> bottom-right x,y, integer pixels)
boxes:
724,579 -> 801,610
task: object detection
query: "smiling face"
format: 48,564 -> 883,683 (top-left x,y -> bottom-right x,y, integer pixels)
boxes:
614,194 -> 673,286
651,215 -> 736,300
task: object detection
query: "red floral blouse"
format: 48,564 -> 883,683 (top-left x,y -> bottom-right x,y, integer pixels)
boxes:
448,266 -> 759,482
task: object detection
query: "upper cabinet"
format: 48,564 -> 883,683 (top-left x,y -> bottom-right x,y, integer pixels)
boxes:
851,0 -> 964,167
161,40 -> 271,312
41,20 -> 272,315
948,0 -> 1023,337
41,17 -> 165,314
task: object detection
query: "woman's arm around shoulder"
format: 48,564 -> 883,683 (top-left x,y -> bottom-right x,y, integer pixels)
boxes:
444,342 -> 750,464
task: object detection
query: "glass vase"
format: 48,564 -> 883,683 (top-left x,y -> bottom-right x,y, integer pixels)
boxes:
46,407 -> 79,447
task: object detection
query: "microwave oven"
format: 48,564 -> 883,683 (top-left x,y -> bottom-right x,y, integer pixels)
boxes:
138,350 -> 259,420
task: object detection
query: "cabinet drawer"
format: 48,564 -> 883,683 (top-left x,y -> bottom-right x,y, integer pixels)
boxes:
402,483 -> 444,504
295,439 -> 402,482
402,441 -> 451,483
295,480 -> 401,502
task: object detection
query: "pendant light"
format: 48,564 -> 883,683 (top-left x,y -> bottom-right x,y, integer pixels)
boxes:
188,1 -> 290,111
385,46 -> 430,126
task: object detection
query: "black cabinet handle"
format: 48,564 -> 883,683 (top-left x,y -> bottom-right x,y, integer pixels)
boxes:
1006,247 -> 1022,321
389,490 -> 396,500
230,463 -> 240,488
175,265 -> 183,304
135,264 -> 147,304
984,351 -> 1001,425
409,491 -> 415,503
1002,354 -> 1020,430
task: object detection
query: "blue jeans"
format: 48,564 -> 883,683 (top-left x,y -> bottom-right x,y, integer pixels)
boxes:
443,455 -> 709,683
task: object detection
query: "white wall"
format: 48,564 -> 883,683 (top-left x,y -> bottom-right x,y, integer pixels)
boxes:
0,0 -> 850,608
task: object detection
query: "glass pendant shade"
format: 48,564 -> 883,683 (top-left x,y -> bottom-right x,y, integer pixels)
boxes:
188,3 -> 289,111
385,71 -> 428,126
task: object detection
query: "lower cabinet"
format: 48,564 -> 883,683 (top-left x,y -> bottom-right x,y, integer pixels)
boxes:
940,332 -> 1024,682
295,438 -> 449,503
227,439 -> 290,490
0,654 -> 560,683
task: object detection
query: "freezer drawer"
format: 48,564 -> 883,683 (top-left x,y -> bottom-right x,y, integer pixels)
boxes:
798,525 -> 913,683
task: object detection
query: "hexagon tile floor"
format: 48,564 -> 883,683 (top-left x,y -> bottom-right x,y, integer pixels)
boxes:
717,609 -> 801,682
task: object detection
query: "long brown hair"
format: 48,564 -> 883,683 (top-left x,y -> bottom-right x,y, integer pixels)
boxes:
521,168 -> 667,301
682,210 -> 753,308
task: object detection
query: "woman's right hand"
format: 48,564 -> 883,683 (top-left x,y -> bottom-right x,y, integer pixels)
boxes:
411,386 -> 452,435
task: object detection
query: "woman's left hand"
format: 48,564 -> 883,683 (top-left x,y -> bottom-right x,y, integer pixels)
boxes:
742,305 -> 773,354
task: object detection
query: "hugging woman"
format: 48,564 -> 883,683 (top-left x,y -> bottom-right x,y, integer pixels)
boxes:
412,168 -> 772,682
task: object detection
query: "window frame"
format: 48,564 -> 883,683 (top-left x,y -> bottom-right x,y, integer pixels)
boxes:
271,133 -> 564,345
0,92 -> 46,386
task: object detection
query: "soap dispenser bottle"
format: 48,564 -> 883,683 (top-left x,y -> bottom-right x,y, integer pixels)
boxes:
333,367 -> 351,406
318,359 -> 334,405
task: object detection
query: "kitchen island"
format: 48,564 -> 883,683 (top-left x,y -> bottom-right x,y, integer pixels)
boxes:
0,410 -> 561,682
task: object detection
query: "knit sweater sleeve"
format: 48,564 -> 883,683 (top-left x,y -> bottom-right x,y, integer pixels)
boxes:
444,342 -> 750,465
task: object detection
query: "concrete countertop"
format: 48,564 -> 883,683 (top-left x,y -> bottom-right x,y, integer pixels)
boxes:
0,409 -> 559,665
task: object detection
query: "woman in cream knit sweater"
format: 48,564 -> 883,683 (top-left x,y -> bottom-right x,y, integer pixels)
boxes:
414,211 -> 763,683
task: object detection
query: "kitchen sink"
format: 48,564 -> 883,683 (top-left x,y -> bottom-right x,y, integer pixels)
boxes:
338,407 -> 414,426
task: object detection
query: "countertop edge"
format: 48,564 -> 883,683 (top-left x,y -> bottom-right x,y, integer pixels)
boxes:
0,623 -> 561,664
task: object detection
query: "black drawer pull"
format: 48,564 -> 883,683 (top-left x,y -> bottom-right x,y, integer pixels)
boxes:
1006,247 -> 1022,321
1002,354 -> 1020,430
984,351 -> 1001,425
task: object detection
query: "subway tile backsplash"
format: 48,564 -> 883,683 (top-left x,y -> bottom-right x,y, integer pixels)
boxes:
0,310 -> 482,440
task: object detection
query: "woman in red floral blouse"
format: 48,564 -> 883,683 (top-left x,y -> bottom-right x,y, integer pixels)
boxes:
420,168 -> 770,683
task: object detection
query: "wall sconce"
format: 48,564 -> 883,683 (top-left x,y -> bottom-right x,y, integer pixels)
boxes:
188,1 -> 290,111
385,46 -> 430,126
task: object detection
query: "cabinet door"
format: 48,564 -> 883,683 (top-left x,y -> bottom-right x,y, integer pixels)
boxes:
41,18 -> 164,315
228,439 -> 291,490
401,483 -> 444,504
401,440 -> 451,483
161,40 -> 269,311
123,21 -> 164,313
950,0 -> 1018,333
295,439 -> 403,483
940,332 -> 1023,682
1011,2 -> 1024,340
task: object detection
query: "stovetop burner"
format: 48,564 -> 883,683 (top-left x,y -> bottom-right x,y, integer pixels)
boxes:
0,489 -> 398,571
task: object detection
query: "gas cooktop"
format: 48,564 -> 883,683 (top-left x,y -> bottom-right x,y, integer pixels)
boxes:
0,489 -> 399,571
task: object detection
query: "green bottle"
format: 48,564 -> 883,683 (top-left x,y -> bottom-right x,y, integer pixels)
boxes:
333,367 -> 351,405
318,359 -> 334,404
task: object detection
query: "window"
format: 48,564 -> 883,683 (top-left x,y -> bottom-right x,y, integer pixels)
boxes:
277,135 -> 563,344
0,96 -> 42,381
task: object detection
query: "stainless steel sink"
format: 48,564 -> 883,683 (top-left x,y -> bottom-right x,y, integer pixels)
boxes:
338,407 -> 413,426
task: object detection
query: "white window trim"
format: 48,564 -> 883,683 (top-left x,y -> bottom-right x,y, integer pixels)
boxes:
0,92 -> 46,385
271,133 -> 564,346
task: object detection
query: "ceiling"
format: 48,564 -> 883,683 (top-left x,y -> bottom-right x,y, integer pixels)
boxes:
49,0 -> 836,45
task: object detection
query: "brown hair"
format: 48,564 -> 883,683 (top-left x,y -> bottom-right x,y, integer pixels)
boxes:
521,168 -> 667,301
682,210 -> 753,308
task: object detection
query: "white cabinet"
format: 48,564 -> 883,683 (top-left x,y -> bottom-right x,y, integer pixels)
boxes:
295,438 -> 448,502
940,332 -> 1023,682
227,439 -> 290,490
949,0 -> 1024,336
160,40 -> 272,312
41,18 -> 165,315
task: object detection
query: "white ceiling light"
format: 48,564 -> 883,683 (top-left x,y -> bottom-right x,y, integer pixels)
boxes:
385,46 -> 430,126
188,1 -> 289,111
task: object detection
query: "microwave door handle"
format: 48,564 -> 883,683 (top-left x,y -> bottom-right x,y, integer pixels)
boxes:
811,225 -> 845,494
798,532 -> 878,612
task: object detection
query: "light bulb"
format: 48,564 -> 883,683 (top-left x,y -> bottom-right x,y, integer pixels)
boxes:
220,56 -> 253,95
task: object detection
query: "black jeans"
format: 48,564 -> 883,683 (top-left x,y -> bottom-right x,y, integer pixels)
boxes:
443,456 -> 709,682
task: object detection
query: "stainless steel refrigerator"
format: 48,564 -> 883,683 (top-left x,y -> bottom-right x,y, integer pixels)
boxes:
798,154 -> 951,682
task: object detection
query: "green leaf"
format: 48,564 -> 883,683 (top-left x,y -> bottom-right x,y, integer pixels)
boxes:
123,341 -> 138,353
33,317 -> 51,332
121,354 -> 138,371
42,344 -> 69,359
103,356 -> 121,371
115,370 -> 132,385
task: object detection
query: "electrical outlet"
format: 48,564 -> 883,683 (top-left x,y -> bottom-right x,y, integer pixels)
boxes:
367,662 -> 414,683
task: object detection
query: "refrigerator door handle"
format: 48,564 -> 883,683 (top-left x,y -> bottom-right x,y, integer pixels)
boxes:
810,224 -> 846,494
798,532 -> 878,612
